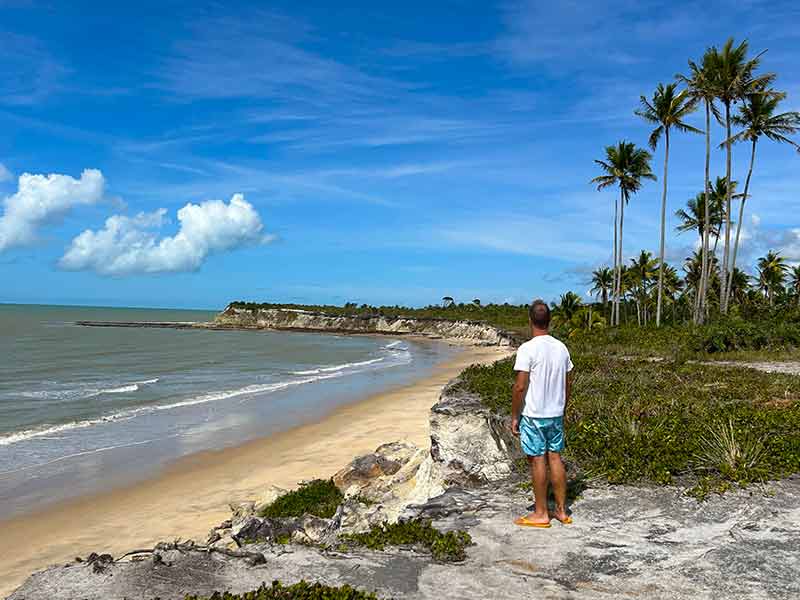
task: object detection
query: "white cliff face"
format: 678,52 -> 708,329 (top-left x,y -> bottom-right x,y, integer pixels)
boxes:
213,307 -> 515,347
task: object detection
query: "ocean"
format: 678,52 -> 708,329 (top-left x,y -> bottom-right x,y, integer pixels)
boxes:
0,304 -> 456,519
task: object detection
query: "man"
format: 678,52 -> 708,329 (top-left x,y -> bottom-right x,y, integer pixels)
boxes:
511,299 -> 573,528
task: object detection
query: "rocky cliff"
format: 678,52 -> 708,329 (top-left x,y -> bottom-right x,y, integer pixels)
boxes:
10,376 -> 800,600
213,306 -> 516,347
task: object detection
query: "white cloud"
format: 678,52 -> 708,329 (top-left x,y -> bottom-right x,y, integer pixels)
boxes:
0,162 -> 11,182
774,228 -> 800,261
59,193 -> 271,275
0,168 -> 105,252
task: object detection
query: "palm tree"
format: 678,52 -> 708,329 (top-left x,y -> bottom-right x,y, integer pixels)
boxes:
636,83 -> 700,327
727,267 -> 751,307
590,267 -> 614,316
628,250 -> 659,325
661,265 -> 685,324
684,250 -> 720,313
591,141 -> 656,326
675,191 -> 725,244
756,250 -> 788,305
789,265 -> 800,307
706,38 -> 775,313
707,176 -> 741,255
552,291 -> 583,321
724,89 -> 800,304
567,307 -> 606,337
678,49 -> 718,324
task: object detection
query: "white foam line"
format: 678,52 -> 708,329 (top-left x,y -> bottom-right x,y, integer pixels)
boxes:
0,373 -> 343,447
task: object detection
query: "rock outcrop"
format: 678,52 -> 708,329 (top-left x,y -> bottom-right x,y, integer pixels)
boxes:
12,478 -> 800,599
213,306 -> 516,346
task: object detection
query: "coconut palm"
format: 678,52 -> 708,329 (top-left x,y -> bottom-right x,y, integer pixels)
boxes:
567,307 -> 606,337
661,265 -> 685,323
724,89 -> 800,304
684,250 -> 720,312
552,291 -> 583,321
678,49 -> 718,323
628,250 -> 659,325
727,267 -> 751,307
706,38 -> 775,313
636,83 -> 700,327
675,190 -> 725,245
789,265 -> 800,307
591,142 -> 656,326
756,251 -> 788,305
590,267 -> 614,315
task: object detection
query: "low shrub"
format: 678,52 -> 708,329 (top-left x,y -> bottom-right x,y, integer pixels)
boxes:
258,479 -> 343,519
457,355 -> 800,494
183,580 -> 380,600
341,519 -> 472,562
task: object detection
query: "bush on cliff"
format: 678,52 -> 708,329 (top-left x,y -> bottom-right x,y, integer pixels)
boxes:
456,355 -> 800,496
258,479 -> 343,519
183,580 -> 380,600
340,519 -> 472,562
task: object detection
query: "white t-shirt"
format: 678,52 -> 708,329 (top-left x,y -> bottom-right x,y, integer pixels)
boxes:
513,335 -> 574,418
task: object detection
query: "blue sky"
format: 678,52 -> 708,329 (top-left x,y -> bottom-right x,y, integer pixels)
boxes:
1,0 -> 798,309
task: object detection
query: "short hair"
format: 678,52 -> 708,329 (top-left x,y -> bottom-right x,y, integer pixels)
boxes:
528,299 -> 551,329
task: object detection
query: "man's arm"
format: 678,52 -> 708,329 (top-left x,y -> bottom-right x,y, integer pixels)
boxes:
511,370 -> 529,436
564,371 -> 573,417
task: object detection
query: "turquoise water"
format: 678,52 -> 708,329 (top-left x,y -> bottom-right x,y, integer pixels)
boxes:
0,304 -> 455,519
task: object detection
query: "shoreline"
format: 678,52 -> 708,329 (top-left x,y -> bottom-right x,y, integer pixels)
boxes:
0,343 -> 509,597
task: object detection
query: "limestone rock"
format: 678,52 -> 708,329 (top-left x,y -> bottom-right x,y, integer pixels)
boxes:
12,478 -> 800,599
428,383 -> 522,485
213,306 -> 517,347
228,501 -> 255,522
253,485 -> 288,514
333,441 -> 419,493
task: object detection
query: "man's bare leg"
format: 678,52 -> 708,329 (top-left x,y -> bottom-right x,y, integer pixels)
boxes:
525,455 -> 550,524
547,451 -> 569,522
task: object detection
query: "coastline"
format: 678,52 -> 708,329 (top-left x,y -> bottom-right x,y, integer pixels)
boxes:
0,343 -> 509,598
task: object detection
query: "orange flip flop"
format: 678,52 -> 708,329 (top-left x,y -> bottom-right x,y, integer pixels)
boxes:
514,516 -> 551,528
554,516 -> 573,525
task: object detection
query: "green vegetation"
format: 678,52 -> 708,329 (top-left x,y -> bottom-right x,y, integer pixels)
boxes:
258,479 -> 343,519
340,519 -> 472,563
456,354 -> 800,498
183,581 -> 380,600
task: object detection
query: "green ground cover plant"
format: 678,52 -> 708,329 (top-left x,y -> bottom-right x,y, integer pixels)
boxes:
456,354 -> 800,497
340,519 -> 472,562
258,479 -> 343,519
183,580 -> 380,600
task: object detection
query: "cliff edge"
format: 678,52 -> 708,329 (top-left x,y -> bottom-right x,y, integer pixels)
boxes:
213,305 -> 517,347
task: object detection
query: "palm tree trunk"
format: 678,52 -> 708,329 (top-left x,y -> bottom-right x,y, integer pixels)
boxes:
613,193 -> 620,326
727,139 -> 756,307
721,102 -> 733,314
656,128 -> 670,327
697,99 -> 712,324
617,194 -> 626,326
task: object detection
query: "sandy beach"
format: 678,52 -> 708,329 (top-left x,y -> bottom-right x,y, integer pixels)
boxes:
0,343 -> 508,597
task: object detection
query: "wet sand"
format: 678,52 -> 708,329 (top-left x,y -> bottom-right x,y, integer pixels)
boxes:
0,344 -> 508,597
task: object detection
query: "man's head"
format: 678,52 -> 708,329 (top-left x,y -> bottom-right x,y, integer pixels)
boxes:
528,299 -> 551,332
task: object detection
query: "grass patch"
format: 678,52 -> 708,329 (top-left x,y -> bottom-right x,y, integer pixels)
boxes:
457,354 -> 800,495
183,580 -> 380,599
340,519 -> 472,562
258,479 -> 343,519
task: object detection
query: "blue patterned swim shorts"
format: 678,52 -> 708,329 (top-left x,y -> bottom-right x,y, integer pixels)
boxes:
519,416 -> 565,456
